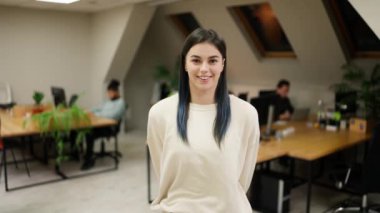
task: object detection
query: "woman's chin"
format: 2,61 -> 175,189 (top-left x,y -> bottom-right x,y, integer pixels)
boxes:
194,84 -> 215,92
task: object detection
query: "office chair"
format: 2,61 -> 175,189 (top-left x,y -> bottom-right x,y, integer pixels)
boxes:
0,83 -> 15,109
238,92 -> 248,101
94,120 -> 122,161
51,87 -> 67,107
330,123 -> 380,212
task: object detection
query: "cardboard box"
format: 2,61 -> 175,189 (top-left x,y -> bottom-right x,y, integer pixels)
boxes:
349,118 -> 373,133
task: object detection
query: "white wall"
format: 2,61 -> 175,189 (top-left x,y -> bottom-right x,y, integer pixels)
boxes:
0,6 -> 92,107
89,3 -> 155,106
90,5 -> 134,106
0,3 -> 155,109
124,6 -> 184,129
106,4 -> 156,81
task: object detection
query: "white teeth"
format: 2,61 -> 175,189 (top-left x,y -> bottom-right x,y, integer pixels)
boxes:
199,76 -> 210,80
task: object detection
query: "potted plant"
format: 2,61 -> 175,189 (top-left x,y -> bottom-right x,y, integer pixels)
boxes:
33,91 -> 44,105
332,63 -> 380,132
32,91 -> 45,114
24,103 -> 91,168
153,60 -> 179,102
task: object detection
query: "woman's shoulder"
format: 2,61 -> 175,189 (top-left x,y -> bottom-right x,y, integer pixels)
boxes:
149,93 -> 178,118
229,94 -> 258,118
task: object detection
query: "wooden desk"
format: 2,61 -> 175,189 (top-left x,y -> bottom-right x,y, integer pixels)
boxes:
0,112 -> 116,138
259,122 -> 370,160
258,121 -> 371,213
257,140 -> 287,163
0,110 -> 117,191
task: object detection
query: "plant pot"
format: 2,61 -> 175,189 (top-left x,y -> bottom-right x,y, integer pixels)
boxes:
32,105 -> 44,114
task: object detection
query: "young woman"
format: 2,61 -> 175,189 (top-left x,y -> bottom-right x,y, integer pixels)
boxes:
147,28 -> 260,213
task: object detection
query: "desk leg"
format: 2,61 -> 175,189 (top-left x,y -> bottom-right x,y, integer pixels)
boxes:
3,141 -> 9,191
146,145 -> 152,204
306,161 -> 313,213
290,158 -> 295,187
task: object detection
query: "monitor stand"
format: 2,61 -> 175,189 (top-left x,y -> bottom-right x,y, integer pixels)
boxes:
261,105 -> 275,141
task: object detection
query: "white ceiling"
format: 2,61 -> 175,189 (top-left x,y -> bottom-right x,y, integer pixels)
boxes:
0,0 -> 167,12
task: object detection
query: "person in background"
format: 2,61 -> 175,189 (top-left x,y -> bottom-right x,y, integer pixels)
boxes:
81,79 -> 125,170
272,79 -> 294,121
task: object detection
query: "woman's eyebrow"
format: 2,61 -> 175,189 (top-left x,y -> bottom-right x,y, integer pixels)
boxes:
189,55 -> 221,59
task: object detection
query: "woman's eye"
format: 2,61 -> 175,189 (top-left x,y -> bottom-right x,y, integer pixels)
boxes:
210,59 -> 218,64
191,59 -> 200,63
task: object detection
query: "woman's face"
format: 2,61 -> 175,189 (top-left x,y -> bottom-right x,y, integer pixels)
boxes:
185,42 -> 224,94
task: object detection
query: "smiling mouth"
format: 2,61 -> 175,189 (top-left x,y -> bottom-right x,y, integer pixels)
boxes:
197,76 -> 212,80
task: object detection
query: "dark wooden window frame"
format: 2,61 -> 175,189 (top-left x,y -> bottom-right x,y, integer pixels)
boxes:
169,12 -> 200,37
229,6 -> 296,58
325,0 -> 380,58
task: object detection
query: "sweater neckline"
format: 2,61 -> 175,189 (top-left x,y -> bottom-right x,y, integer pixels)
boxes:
189,102 -> 216,111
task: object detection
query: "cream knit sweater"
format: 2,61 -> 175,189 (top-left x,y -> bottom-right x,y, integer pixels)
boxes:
147,94 -> 260,213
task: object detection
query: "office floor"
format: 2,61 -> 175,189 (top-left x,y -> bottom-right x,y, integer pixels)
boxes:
0,130 -> 379,213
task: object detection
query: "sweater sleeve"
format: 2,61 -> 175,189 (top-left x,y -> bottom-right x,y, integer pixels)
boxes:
147,107 -> 164,179
239,108 -> 260,192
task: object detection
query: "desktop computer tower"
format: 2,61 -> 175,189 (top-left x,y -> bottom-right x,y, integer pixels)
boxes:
248,171 -> 291,213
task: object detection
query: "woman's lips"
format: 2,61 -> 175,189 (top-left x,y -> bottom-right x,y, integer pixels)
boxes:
197,76 -> 212,83
198,76 -> 211,80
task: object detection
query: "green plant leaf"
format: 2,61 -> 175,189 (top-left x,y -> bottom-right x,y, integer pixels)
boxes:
330,82 -> 355,93
341,63 -> 365,82
29,97 -> 91,166
370,64 -> 380,84
154,65 -> 171,80
33,91 -> 44,105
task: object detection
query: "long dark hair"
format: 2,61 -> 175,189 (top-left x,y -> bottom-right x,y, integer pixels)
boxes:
177,28 -> 231,146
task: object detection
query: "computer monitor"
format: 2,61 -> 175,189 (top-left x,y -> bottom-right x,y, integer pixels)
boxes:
259,90 -> 275,97
51,87 -> 67,107
335,91 -> 357,116
250,96 -> 275,141
250,96 -> 273,126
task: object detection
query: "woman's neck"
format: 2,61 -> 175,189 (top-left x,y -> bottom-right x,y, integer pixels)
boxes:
189,86 -> 216,105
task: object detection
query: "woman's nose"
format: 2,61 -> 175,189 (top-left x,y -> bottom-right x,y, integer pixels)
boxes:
200,62 -> 209,72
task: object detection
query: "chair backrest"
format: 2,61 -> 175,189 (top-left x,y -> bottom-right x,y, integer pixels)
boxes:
238,92 -> 248,101
111,119 -> 122,136
0,83 -> 12,104
51,87 -> 67,107
68,94 -> 78,107
363,122 -> 380,193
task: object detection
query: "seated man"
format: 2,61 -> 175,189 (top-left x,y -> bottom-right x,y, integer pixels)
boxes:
82,79 -> 125,170
271,79 -> 294,121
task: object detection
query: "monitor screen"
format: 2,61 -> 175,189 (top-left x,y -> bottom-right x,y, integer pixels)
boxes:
250,96 -> 273,126
335,91 -> 357,115
258,90 -> 275,97
51,87 -> 67,107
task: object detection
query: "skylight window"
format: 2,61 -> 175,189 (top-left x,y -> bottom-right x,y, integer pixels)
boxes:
229,3 -> 296,58
169,12 -> 201,37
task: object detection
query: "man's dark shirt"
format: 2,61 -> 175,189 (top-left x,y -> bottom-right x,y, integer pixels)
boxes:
269,94 -> 294,121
